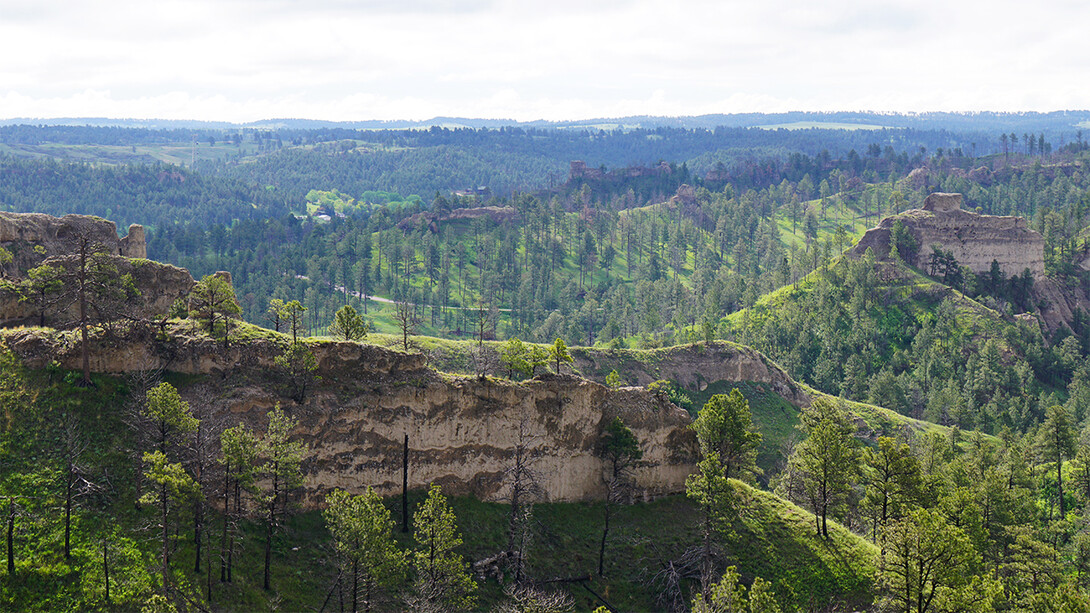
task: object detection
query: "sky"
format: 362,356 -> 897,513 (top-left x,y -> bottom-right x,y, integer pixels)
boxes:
1,0 -> 1088,123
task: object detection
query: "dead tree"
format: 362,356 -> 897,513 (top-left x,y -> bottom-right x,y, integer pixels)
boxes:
505,410 -> 545,584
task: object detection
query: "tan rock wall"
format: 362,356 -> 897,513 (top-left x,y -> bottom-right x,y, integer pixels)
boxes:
4,330 -> 696,505
0,256 -> 194,328
901,208 -> 1045,277
853,194 -> 1045,278
0,212 -> 146,276
224,376 -> 694,505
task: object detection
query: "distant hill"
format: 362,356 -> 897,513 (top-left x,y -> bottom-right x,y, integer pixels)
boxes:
5,110 -> 1090,135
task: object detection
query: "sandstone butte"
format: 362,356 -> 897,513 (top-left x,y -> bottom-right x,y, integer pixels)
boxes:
853,192 -> 1090,334
0,211 -> 818,507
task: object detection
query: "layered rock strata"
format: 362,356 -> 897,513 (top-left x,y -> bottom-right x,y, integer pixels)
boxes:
854,192 -> 1045,277
5,330 -> 696,504
0,212 -> 189,326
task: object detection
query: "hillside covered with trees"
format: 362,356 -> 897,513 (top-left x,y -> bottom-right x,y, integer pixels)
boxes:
3,117 -> 1090,611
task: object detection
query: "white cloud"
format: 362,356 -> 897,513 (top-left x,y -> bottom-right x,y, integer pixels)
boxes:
0,0 -> 1088,121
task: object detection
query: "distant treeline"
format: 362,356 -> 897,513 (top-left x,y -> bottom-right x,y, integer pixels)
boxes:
0,156 -> 289,232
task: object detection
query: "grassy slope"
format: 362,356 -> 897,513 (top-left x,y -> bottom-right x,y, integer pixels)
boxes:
344,181 -> 896,342
725,253 -> 1024,356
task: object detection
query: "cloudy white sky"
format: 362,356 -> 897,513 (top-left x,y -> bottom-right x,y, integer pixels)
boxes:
1,0 -> 1087,122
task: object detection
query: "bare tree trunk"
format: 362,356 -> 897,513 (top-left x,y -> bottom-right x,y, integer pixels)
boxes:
65,462 -> 73,560
221,467 -> 229,582
206,527 -> 213,603
264,470 -> 278,591
103,532 -> 110,604
194,497 -> 203,574
161,482 -> 169,595
7,498 -> 14,576
402,434 -> 409,533
1059,453 -> 1066,518
352,557 -> 358,613
598,497 -> 610,577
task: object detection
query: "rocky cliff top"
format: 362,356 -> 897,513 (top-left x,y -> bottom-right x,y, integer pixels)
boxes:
572,341 -> 811,408
3,323 -> 694,504
0,212 -> 187,327
0,212 -> 146,277
853,192 -> 1045,277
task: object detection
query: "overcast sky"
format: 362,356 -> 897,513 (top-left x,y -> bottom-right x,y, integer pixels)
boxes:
1,0 -> 1087,122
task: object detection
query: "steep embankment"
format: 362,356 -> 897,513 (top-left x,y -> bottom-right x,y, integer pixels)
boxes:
3,322 -> 696,504
370,334 -> 955,477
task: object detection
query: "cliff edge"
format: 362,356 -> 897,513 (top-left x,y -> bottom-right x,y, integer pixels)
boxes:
853,192 -> 1045,277
4,324 -> 696,505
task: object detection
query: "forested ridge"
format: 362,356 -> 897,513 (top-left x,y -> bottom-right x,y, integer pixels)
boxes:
5,121 -> 1090,611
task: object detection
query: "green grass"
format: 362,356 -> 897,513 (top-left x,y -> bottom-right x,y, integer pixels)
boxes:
726,480 -> 877,609
690,380 -> 801,479
450,484 -> 877,612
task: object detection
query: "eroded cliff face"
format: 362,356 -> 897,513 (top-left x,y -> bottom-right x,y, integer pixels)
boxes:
5,327 -> 696,505
0,212 -> 177,327
0,212 -> 146,276
0,256 -> 194,328
1032,277 -> 1090,335
853,192 -> 1045,277
221,375 -> 694,505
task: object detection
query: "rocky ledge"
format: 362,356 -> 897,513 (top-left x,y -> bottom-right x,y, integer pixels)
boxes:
853,192 -> 1045,277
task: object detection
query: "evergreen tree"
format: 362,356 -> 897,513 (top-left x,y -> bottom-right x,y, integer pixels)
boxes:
219,424 -> 259,583
1037,405 -> 1077,517
595,417 -> 642,577
188,273 -> 241,349
411,484 -> 476,611
789,398 -> 858,538
879,508 -> 999,613
548,337 -> 572,374
140,450 -> 199,596
274,342 -> 320,403
323,488 -> 407,612
328,304 -> 369,341
257,405 -> 308,591
693,389 -> 762,481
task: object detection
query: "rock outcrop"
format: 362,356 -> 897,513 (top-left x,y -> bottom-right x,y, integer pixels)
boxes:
0,212 -> 147,275
0,255 -> 193,328
5,328 -> 696,505
1031,277 -> 1090,335
0,212 -> 190,327
853,192 -> 1045,277
572,342 -> 811,408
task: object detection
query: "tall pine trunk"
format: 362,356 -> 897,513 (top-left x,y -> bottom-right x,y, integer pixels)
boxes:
160,482 -> 169,595
220,467 -> 229,582
263,469 -> 278,591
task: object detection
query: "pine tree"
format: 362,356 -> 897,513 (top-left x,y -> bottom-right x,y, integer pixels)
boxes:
324,488 -> 407,612
188,273 -> 241,349
328,304 -> 369,341
411,484 -> 476,611
596,417 -> 641,577
548,337 -> 572,374
1037,405 -> 1077,517
257,405 -> 308,591
789,398 -> 858,538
